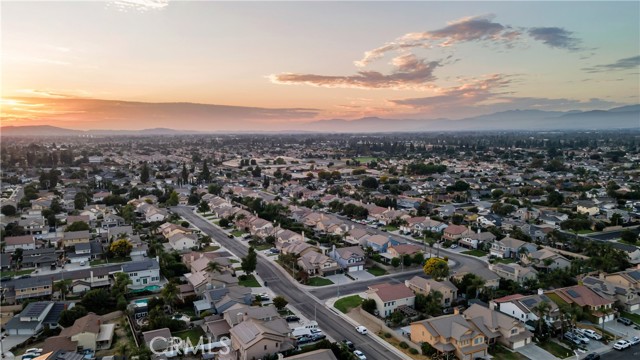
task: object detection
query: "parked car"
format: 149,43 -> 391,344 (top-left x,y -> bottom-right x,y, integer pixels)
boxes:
617,317 -> 633,326
613,339 -> 630,350
353,350 -> 367,360
355,326 -> 368,335
25,348 -> 43,355
584,353 -> 600,360
450,244 -> 458,249
563,332 -> 581,346
580,329 -> 603,340
573,332 -> 590,344
343,340 -> 355,351
629,336 -> 640,346
285,315 -> 300,322
311,333 -> 326,341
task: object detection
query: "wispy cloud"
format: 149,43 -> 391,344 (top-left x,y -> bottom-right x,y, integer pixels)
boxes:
109,0 -> 169,12
527,27 -> 582,50
270,54 -> 441,90
583,55 -> 640,73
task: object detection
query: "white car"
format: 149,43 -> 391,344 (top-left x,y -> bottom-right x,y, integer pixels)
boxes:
613,339 -> 630,350
573,332 -> 590,343
353,350 -> 367,360
25,348 -> 43,355
580,329 -> 603,340
450,244 -> 458,249
629,336 -> 640,346
355,326 -> 368,335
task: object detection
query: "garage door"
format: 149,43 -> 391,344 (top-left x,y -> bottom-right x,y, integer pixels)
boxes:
512,340 -> 526,349
348,265 -> 363,272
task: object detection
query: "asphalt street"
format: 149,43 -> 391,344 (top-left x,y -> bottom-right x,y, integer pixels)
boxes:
173,207 -> 404,360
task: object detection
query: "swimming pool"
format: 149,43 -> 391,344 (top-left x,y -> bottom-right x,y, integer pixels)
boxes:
131,285 -> 162,293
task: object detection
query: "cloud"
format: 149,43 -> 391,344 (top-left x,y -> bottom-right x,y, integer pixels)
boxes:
110,0 -> 169,12
583,55 -> 640,73
356,14 -> 522,67
390,74 -> 513,108
527,27 -> 581,50
270,54 -> 441,90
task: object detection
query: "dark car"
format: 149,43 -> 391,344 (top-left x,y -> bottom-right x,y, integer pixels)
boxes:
311,333 -> 326,341
617,317 -> 633,326
584,353 -> 600,360
343,340 -> 355,351
285,315 -> 300,322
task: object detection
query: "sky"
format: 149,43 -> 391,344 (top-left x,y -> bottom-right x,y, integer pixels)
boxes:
1,0 -> 639,131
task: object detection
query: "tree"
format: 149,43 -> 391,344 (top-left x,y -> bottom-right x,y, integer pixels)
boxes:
621,230 -> 638,244
161,281 -> 179,310
200,160 -> 211,183
241,246 -> 257,275
65,221 -> 90,232
547,190 -> 564,207
423,257 -> 449,281
362,299 -> 377,315
412,253 -> 424,265
110,238 -> 133,258
198,200 -> 210,214
206,261 -> 220,273
59,305 -> 88,327
391,257 -> 401,268
181,162 -> 189,184
219,218 -> 230,228
272,295 -> 288,311
166,191 -> 179,206
611,213 -> 624,226
53,279 -> 72,301
81,289 -> 115,314
1,205 -> 16,216
208,183 -> 222,195
74,192 -> 87,210
533,300 -> 551,335
141,162 -> 150,183
402,254 -> 412,267
361,177 -> 379,189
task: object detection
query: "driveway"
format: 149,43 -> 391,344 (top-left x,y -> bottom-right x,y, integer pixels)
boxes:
602,319 -> 640,339
349,270 -> 376,281
516,343 -> 558,360
1,335 -> 30,354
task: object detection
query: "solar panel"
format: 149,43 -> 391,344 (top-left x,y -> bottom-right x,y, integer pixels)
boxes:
24,302 -> 48,317
521,298 -> 537,307
567,289 -> 581,298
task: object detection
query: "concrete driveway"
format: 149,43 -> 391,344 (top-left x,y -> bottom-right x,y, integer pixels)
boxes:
325,273 -> 354,285
516,343 -> 558,360
349,270 -> 376,281
1,335 -> 30,354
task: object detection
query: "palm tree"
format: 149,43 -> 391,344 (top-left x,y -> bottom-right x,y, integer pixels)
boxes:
53,279 -> 72,301
161,281 -> 179,311
469,275 -> 486,299
206,260 -> 220,273
599,305 -> 614,334
533,301 -> 552,334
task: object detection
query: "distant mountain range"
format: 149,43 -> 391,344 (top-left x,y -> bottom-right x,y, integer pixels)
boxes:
2,105 -> 638,136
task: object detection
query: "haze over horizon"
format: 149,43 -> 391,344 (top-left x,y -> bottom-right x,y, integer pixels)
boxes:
1,1 -> 639,131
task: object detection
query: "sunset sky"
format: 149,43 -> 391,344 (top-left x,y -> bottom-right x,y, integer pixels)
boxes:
1,1 -> 639,131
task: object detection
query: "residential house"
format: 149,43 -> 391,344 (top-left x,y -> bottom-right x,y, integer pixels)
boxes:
604,266 -> 640,293
57,313 -> 115,351
545,285 -> 614,324
577,201 -> 599,216
283,349 -> 338,360
490,291 -> 562,330
459,231 -> 496,250
364,235 -> 391,253
19,217 -> 48,237
489,263 -> 539,283
453,267 -> 500,290
410,314 -> 488,360
405,276 -> 458,307
366,283 -> 416,317
387,244 -> 423,259
227,316 -> 295,360
61,231 -> 91,248
281,241 -> 318,258
4,235 -> 36,251
4,301 -> 65,335
489,237 -> 537,259
168,233 -> 198,252
329,246 -> 365,272
142,328 -> 172,354
121,259 -> 161,290
297,251 -> 340,277
194,286 -> 253,317
14,277 -> 53,301
463,304 -> 533,349
582,274 -> 640,312
344,228 -> 371,246
275,229 -> 304,249
443,225 -> 473,241
521,249 -> 571,271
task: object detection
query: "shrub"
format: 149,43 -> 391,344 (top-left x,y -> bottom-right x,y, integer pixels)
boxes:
239,275 -> 248,281
409,348 -> 419,355
384,332 -> 392,338
399,341 -> 409,349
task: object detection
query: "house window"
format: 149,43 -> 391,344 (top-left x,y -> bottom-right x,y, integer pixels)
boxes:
474,337 -> 484,344
264,345 -> 267,350
511,328 -> 518,334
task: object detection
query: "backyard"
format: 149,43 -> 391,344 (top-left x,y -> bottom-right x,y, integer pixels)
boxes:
174,327 -> 206,344
334,295 -> 363,313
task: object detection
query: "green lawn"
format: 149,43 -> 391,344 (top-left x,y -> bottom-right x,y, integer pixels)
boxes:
201,245 -> 220,252
0,269 -> 33,277
334,295 -> 363,313
230,259 -> 240,263
462,249 -> 488,257
622,311 -> 640,324
90,257 -> 131,266
238,274 -> 261,287
231,230 -> 245,237
249,242 -> 271,251
355,157 -> 378,163
307,277 -> 334,286
174,328 -> 205,344
383,225 -> 399,232
367,266 -> 388,276
490,345 -> 528,360
537,341 -> 573,359
493,258 -> 516,264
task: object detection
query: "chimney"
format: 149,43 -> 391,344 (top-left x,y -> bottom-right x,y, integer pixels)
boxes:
237,312 -> 243,324
599,272 -> 605,280
453,307 -> 460,315
243,312 -> 249,322
537,288 -> 544,296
